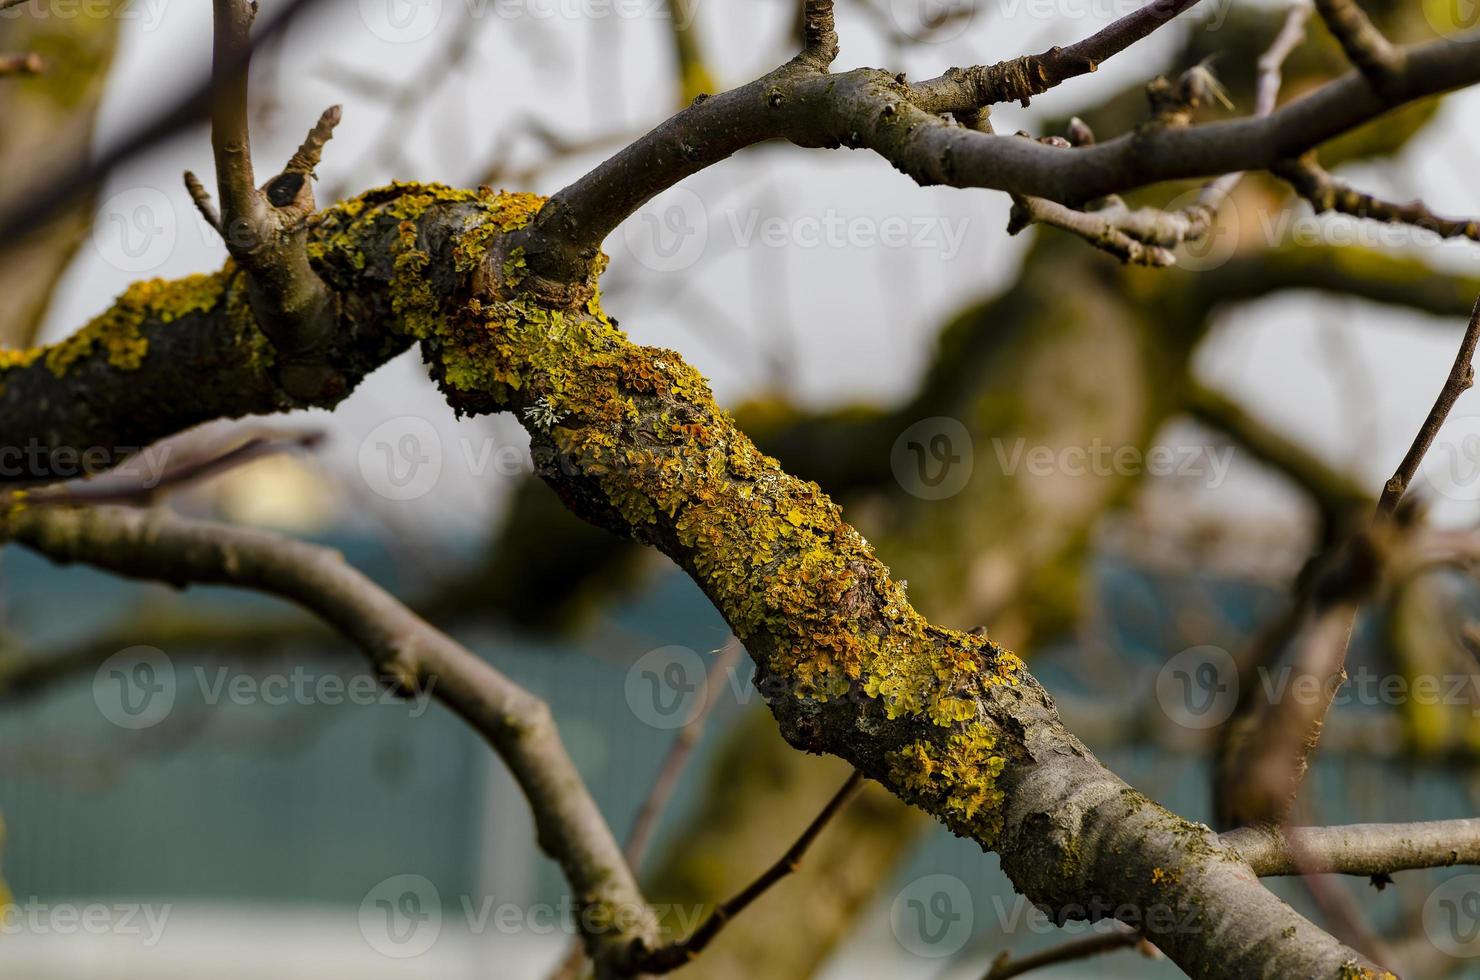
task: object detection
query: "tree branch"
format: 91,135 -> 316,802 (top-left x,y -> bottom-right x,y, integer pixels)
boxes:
1225,819 -> 1480,877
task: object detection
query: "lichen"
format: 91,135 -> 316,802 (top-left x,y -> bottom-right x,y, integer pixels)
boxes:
42,271 -> 228,377
887,724 -> 1007,843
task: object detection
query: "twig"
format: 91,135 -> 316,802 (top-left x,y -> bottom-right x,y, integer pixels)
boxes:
1312,0 -> 1404,93
1377,296 -> 1480,516
203,0 -> 342,396
984,927 -> 1147,979
629,771 -> 865,972
909,0 -> 1208,111
1276,153 -> 1480,246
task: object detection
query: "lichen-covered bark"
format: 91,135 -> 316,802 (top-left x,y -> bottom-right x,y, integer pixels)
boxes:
0,183 -> 1390,977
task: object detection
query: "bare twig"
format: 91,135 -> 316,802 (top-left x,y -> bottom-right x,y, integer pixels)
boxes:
984,927 -> 1147,979
203,0 -> 342,397
1377,296 -> 1480,516
1312,0 -> 1404,93
1276,153 -> 1480,246
629,771 -> 865,973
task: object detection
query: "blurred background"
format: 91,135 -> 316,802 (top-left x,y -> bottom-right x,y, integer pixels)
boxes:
4,0 -> 1480,976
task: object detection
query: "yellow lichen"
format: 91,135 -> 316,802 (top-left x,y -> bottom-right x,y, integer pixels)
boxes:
887,724 -> 1007,843
43,271 -> 228,377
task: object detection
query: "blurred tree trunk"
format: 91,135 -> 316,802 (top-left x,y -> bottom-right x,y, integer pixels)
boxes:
0,3 -> 121,346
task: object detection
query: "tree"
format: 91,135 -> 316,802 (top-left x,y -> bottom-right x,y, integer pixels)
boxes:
4,1 -> 1480,977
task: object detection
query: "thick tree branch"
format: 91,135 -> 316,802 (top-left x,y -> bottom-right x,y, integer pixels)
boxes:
0,503 -> 656,975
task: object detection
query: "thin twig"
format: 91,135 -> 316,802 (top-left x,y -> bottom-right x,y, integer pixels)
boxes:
1377,296 -> 1480,516
1312,0 -> 1404,93
629,771 -> 865,973
984,927 -> 1146,979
